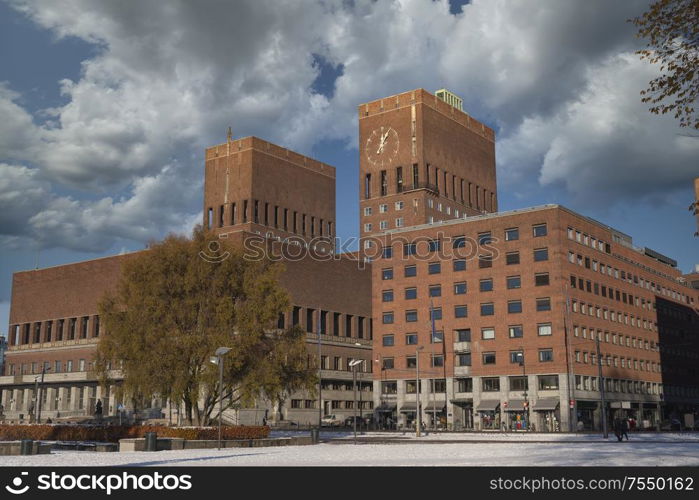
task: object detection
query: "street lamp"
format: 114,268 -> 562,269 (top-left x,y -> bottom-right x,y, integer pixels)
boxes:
349,358 -> 365,444
210,346 -> 232,450
415,346 -> 424,437
518,348 -> 528,431
354,342 -> 364,432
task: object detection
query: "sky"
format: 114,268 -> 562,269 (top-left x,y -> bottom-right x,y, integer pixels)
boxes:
1,0 -> 698,334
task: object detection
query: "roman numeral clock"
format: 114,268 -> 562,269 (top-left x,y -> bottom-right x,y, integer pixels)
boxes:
365,126 -> 399,167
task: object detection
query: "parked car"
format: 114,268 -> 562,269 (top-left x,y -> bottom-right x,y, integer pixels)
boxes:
659,418 -> 682,431
320,414 -> 343,427
344,416 -> 365,427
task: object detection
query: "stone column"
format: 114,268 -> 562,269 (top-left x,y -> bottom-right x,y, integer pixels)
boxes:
70,386 -> 80,411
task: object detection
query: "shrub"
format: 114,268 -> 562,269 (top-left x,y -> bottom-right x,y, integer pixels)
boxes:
0,424 -> 269,442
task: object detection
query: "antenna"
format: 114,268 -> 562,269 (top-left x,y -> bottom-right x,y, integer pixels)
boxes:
226,126 -> 233,142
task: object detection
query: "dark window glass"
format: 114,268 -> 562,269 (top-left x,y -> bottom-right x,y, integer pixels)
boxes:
507,276 -> 521,289
506,252 -> 520,265
508,300 -> 522,313
480,303 -> 494,316
404,265 -> 417,277
534,248 -> 548,261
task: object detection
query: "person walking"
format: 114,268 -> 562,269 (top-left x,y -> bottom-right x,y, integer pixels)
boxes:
613,417 -> 623,442
621,418 -> 629,441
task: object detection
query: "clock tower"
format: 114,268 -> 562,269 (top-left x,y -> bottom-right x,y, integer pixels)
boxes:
358,88 -> 497,254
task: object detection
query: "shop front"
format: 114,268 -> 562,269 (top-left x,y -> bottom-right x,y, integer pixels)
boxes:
575,400 -> 598,430
375,403 -> 397,430
399,402 -> 417,429
424,401 -> 446,429
532,398 -> 560,432
475,399 -> 501,430
504,400 -> 529,430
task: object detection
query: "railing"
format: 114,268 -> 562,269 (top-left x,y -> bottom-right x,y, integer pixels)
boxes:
305,333 -> 372,347
403,182 -> 439,194
453,341 -> 471,352
454,366 -> 471,376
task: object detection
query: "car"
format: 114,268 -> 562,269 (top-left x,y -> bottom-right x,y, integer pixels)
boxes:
320,414 -> 343,427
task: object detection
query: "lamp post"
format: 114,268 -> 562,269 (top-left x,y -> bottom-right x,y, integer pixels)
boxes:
349,358 -> 364,444
211,346 -> 232,450
519,348 -> 528,431
36,365 -> 50,424
354,343 -> 363,432
416,346 -> 424,437
595,336 -> 608,439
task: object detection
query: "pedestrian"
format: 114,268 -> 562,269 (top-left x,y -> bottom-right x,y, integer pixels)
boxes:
576,420 -> 584,432
621,419 -> 629,441
613,418 -> 623,442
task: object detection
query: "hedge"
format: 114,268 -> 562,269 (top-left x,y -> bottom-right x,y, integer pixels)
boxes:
0,424 -> 269,442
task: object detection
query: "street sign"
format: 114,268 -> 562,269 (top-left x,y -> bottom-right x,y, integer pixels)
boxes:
569,399 -> 575,408
503,401 -> 508,408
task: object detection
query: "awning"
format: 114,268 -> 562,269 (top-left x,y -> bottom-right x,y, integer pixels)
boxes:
504,400 -> 526,411
424,402 -> 446,412
475,400 -> 500,411
399,403 -> 417,412
532,398 -> 560,411
375,404 -> 397,412
450,398 -> 473,406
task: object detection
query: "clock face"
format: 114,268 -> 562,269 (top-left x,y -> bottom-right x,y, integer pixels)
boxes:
365,126 -> 399,167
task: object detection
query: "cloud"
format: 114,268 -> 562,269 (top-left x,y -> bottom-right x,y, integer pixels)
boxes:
1,0 -> 696,255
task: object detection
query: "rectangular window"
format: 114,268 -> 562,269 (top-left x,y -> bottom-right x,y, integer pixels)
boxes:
428,262 -> 441,274
506,276 -> 521,289
535,273 -> 550,286
454,282 -> 467,294
382,290 -> 394,302
382,312 -> 394,324
482,377 -> 500,392
382,335 -> 394,346
456,329 -> 471,342
478,255 -> 493,268
482,352 -> 496,365
507,300 -> 522,314
428,239 -> 440,252
382,358 -> 395,370
404,242 -> 416,256
510,351 -> 524,364
479,278 -> 493,292
536,297 -> 551,311
480,303 -> 494,316
431,330 -> 444,343
404,265 -> 417,277
538,375 -> 559,390
454,305 -> 468,318
382,268 -> 393,280
453,235 -> 466,248
481,327 -> 495,340
509,325 -> 523,338
453,259 -> 466,271
405,287 -> 417,300
537,323 -> 552,336
509,376 -> 528,391
505,228 -> 519,241
382,246 -> 393,259
405,333 -> 418,345
430,307 -> 442,320
533,248 -> 549,261
533,224 -> 547,237
478,232 -> 492,244
405,310 -> 418,322
539,349 -> 554,362
457,353 -> 472,366
506,252 -> 520,265
429,285 -> 442,297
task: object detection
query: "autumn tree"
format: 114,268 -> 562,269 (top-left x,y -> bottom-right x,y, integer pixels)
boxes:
95,227 -> 316,425
630,0 -> 699,130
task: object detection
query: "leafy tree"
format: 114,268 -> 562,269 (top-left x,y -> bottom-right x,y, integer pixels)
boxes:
630,0 -> 699,129
95,227 -> 316,425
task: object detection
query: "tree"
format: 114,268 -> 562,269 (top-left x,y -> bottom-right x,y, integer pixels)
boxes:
630,0 -> 699,129
95,226 -> 316,425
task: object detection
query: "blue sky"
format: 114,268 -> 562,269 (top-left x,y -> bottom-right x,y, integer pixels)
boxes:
1,0 -> 698,334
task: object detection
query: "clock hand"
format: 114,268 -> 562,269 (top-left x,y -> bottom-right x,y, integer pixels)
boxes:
376,132 -> 388,154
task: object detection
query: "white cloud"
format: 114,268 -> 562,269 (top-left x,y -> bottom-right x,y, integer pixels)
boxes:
1,0 -> 696,255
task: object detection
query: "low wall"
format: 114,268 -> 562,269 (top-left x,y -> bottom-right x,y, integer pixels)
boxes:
0,441 -> 52,456
119,435 -> 313,452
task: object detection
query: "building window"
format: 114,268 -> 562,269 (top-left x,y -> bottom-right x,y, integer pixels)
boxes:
537,323 -> 552,336
455,329 -> 471,342
405,333 -> 418,345
534,248 -> 549,261
432,355 -> 445,367
428,262 -> 441,274
506,252 -> 520,265
382,246 -> 393,259
478,255 -> 493,268
539,349 -> 554,362
405,310 -> 418,322
481,327 -> 495,340
507,325 -> 523,339
429,285 -> 442,297
536,297 -> 551,311
453,259 -> 466,271
457,353 -> 472,366
380,220 -> 388,230
428,239 -> 440,252
382,312 -> 394,324
406,357 -> 417,369
382,334 -> 394,347
379,203 -> 388,213
454,282 -> 467,294
538,375 -> 559,390
482,352 -> 496,365
482,377 -> 500,392
430,307 -> 442,321
381,381 -> 397,394
478,232 -> 492,244
480,303 -> 494,316
404,265 -> 417,277
395,201 -> 404,210
535,273 -> 550,286
505,227 -> 519,241
364,223 -> 372,232
454,305 -> 468,318
382,358 -> 395,370
479,278 -> 493,292
395,217 -> 404,227
506,276 -> 521,289
507,300 -> 522,314
431,330 -> 444,343
533,224 -> 547,237
382,268 -> 393,280
382,290 -> 394,302
510,351 -> 524,364
363,207 -> 372,216
509,376 -> 528,390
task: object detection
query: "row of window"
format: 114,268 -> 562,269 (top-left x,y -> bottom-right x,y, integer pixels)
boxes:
206,200 -> 334,238
381,324 -> 554,349
318,355 -> 371,373
290,399 -> 374,410
567,226 -> 690,304
380,374 -> 561,394
574,350 -> 658,373
567,225 -> 691,303
10,316 -> 100,347
381,297 -> 552,324
6,359 -> 90,376
570,298 -> 654,333
573,325 -> 655,352
288,306 -> 372,340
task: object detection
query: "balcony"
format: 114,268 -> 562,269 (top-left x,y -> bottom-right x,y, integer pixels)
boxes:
403,182 -> 439,195
453,341 -> 471,353
454,366 -> 471,376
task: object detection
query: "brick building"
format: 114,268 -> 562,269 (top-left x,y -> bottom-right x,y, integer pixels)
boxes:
366,90 -> 699,432
0,136 -> 373,425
